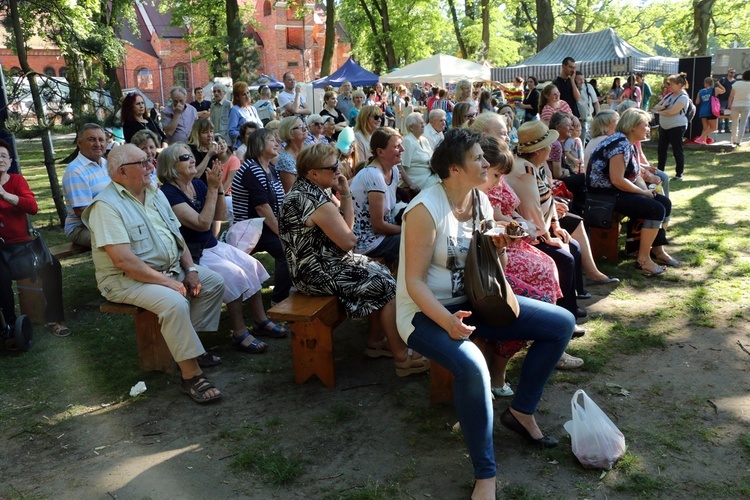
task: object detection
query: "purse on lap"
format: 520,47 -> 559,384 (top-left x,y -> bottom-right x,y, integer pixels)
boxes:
0,228 -> 55,281
464,189 -> 520,328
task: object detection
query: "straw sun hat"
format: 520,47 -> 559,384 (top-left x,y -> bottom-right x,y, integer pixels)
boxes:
516,121 -> 559,154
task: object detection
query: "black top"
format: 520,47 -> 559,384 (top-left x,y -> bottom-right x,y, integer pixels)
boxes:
320,108 -> 347,141
553,76 -> 580,118
190,99 -> 212,113
161,180 -> 218,250
123,117 -> 167,144
523,88 -> 541,117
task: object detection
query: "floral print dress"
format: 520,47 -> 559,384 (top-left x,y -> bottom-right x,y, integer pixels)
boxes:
278,177 -> 396,318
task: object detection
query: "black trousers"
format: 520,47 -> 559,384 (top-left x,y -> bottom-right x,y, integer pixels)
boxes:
535,238 -> 583,314
657,125 -> 686,177
252,233 -> 292,304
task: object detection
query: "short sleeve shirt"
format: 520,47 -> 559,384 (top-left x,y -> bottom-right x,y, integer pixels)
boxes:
63,153 -> 110,235
161,104 -> 198,144
276,149 -> 297,175
350,165 -> 399,254
586,132 -> 639,191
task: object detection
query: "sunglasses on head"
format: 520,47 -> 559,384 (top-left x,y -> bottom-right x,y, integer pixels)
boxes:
178,153 -> 195,162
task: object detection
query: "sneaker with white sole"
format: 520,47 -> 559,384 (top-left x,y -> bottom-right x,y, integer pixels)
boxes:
491,382 -> 514,398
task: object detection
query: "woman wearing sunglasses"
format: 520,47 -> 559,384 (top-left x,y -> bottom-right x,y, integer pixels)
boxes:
353,105 -> 383,165
158,143 -> 283,353
276,116 -> 309,193
278,143 -> 429,376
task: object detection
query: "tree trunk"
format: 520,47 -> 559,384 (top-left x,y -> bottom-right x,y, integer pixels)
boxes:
226,0 -> 243,81
480,0 -> 490,61
319,0 -> 336,77
63,49 -> 89,122
374,0 -> 397,70
8,0 -> 66,226
447,0 -> 468,59
536,0 -> 554,52
358,0 -> 388,71
690,0 -> 716,56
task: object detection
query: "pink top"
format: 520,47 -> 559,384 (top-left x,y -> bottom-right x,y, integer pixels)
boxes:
540,101 -> 572,123
220,155 -> 241,195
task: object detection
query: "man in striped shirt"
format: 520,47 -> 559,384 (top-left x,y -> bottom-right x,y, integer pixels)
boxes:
62,123 -> 111,247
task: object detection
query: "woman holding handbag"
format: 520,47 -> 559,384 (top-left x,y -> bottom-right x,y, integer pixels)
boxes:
0,140 -> 69,338
398,128 -> 574,500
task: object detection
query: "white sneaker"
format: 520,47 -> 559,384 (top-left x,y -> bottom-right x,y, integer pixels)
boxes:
491,382 -> 514,398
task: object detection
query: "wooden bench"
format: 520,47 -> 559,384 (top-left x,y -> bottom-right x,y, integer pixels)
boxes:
49,242 -> 90,259
267,292 -> 347,388
589,213 -> 624,264
100,301 -> 175,374
429,337 -> 493,404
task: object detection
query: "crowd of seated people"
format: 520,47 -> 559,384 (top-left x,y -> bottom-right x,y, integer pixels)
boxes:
9,74 -> 690,500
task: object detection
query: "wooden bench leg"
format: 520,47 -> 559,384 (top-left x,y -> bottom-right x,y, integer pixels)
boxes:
589,221 -> 621,264
291,318 -> 335,388
430,362 -> 455,404
134,309 -> 175,374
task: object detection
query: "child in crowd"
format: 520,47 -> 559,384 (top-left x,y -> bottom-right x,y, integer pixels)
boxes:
564,116 -> 585,174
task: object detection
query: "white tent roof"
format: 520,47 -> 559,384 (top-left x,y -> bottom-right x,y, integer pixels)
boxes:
380,54 -> 491,86
491,28 -> 679,82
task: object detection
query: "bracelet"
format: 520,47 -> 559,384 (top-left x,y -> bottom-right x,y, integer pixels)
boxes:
340,193 -> 352,199
185,266 -> 198,274
217,192 -> 225,196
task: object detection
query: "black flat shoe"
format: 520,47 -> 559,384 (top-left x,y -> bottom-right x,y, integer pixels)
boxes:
500,408 -> 558,448
576,291 -> 592,300
575,307 -> 588,319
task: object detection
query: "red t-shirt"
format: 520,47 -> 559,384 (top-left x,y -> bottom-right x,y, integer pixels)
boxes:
0,174 -> 38,243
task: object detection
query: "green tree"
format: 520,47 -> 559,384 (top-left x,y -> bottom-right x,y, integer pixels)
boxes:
320,0 -> 337,77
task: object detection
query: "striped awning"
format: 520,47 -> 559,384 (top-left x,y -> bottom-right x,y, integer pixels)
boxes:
491,29 -> 679,83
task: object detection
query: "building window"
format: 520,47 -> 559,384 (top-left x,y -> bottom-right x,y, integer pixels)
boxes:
263,0 -> 272,16
59,67 -> 67,78
288,61 -> 299,68
44,67 -> 56,77
136,67 -> 154,90
173,64 -> 189,90
286,27 -> 304,50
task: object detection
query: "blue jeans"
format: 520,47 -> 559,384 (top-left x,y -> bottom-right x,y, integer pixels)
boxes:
406,297 -> 574,479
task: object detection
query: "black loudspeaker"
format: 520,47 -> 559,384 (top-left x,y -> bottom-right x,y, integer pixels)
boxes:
679,56 -> 713,140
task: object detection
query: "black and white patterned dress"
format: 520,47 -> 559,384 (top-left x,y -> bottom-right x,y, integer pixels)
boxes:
279,177 -> 396,318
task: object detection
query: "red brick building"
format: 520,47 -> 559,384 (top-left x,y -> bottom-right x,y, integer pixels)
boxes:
1,1 -> 351,106
247,0 -> 350,82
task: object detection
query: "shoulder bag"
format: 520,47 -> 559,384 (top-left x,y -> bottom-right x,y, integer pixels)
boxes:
583,191 -> 618,229
464,189 -> 520,327
1,227 -> 55,281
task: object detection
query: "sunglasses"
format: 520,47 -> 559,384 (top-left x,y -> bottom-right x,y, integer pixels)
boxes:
315,161 -> 340,173
178,153 -> 195,162
466,113 -> 477,119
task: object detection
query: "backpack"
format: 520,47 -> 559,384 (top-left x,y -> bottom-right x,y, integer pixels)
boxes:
666,92 -> 695,122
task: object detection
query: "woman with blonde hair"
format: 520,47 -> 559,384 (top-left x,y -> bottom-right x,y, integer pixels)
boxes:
353,105 -> 383,161
348,89 -> 366,125
455,79 -> 473,103
186,118 -> 217,180
320,90 -> 348,141
452,102 -> 478,129
276,115 -> 308,192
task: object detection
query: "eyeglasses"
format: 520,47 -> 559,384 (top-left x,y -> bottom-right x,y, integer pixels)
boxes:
312,122 -> 324,126
178,153 -> 195,162
314,161 -> 340,173
121,159 -> 151,169
292,125 -> 307,131
466,113 -> 477,119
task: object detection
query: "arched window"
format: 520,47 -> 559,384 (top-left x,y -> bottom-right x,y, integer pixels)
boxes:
44,67 -> 56,77
263,0 -> 272,16
59,67 -> 67,78
173,64 -> 189,90
136,67 -> 154,90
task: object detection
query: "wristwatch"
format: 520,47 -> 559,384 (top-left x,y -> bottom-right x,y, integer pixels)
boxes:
185,266 -> 198,274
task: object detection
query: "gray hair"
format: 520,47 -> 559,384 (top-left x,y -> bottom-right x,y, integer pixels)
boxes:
306,114 -> 323,126
404,112 -> 424,133
157,142 -> 190,184
106,144 -> 141,177
428,108 -> 446,121
170,86 -> 187,99
212,82 -> 227,95
549,111 -> 572,130
78,122 -> 105,137
130,129 -> 160,147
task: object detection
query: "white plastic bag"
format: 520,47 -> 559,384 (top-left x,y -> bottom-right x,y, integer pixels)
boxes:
563,389 -> 626,469
225,218 -> 265,254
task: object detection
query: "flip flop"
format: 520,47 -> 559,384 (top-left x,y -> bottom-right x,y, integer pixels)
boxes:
180,375 -> 222,404
45,323 -> 71,337
232,331 -> 268,354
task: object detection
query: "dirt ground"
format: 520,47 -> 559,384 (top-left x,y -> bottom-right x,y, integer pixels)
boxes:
2,286 -> 750,499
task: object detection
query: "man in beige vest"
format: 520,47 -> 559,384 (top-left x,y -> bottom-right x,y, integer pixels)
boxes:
83,144 -> 225,404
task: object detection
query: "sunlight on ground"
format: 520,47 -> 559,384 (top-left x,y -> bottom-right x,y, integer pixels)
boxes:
96,444 -> 201,489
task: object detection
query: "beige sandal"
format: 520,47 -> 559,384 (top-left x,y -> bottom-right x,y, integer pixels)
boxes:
556,352 -> 584,370
394,353 -> 430,377
364,337 -> 393,358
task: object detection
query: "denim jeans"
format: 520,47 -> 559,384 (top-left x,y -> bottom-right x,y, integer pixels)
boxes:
406,297 -> 574,479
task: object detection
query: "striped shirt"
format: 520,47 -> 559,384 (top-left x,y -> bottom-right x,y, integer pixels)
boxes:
63,152 -> 110,236
231,158 -> 285,223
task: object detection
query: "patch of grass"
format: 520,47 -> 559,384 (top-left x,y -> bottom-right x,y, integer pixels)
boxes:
500,483 -> 545,499
609,471 -> 665,494
739,434 -> 750,454
326,480 -> 405,499
686,286 -> 715,327
231,443 -> 306,486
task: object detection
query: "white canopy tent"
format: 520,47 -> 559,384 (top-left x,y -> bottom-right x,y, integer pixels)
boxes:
379,54 -> 491,86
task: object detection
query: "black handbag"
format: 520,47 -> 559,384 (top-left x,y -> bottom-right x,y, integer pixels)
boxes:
583,192 -> 618,229
463,189 -> 520,328
0,229 -> 55,280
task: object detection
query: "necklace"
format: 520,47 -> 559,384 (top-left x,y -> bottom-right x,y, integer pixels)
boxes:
441,183 -> 470,215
